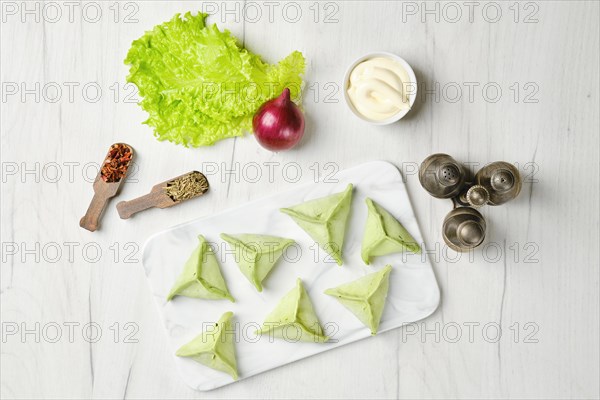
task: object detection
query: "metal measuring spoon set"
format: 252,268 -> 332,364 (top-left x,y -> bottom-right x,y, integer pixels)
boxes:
418,154 -> 522,252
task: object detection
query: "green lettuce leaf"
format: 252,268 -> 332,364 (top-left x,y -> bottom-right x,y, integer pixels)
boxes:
125,12 -> 305,147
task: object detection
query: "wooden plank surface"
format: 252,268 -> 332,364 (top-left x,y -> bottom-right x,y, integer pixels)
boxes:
1,1 -> 598,399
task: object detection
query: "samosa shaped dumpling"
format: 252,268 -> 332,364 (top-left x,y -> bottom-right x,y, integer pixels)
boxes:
280,184 -> 353,266
220,233 -> 295,292
176,311 -> 238,380
256,278 -> 328,343
324,265 -> 392,335
361,198 -> 420,265
167,235 -> 234,302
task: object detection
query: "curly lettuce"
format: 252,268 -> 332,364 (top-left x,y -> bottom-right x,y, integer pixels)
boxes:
125,12 -> 305,147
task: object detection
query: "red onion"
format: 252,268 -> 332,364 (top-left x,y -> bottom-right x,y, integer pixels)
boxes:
253,88 -> 305,151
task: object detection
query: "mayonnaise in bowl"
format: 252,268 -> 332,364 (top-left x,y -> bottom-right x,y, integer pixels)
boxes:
344,53 -> 417,124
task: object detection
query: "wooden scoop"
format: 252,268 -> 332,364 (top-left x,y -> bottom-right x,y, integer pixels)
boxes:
80,143 -> 134,232
116,171 -> 209,219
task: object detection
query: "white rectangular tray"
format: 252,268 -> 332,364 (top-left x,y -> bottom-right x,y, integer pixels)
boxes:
142,160 -> 440,391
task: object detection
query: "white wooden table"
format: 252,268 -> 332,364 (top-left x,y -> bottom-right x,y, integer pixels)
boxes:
1,1 -> 598,398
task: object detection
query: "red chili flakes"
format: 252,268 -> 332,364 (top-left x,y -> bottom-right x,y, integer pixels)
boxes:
100,144 -> 132,182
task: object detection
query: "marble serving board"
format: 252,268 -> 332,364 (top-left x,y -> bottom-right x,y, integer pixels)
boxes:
142,160 -> 440,391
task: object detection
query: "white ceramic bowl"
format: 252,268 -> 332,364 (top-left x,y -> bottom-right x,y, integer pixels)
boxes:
343,52 -> 418,125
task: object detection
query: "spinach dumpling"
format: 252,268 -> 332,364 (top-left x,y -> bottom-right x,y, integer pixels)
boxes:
176,311 -> 238,380
167,235 -> 234,302
324,265 -> 392,335
220,233 -> 295,292
361,198 -> 420,265
256,279 -> 328,343
281,184 -> 353,266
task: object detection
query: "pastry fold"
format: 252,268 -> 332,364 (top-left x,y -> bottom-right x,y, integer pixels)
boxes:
220,233 -> 295,292
281,184 -> 353,266
324,265 -> 392,335
256,278 -> 328,343
176,311 -> 238,380
167,235 -> 234,302
361,198 -> 420,265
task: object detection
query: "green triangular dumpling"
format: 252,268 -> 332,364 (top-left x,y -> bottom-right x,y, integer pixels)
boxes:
361,198 -> 420,265
167,235 -> 234,302
220,233 -> 295,292
256,279 -> 328,343
280,184 -> 353,266
175,311 -> 238,380
324,265 -> 392,335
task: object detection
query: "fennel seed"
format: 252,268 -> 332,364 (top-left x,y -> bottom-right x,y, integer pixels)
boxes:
164,172 -> 209,202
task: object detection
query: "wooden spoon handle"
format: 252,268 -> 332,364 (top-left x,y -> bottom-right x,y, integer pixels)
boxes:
116,192 -> 162,219
80,192 -> 109,232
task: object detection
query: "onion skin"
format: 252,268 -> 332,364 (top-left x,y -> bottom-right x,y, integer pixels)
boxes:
252,88 -> 305,151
